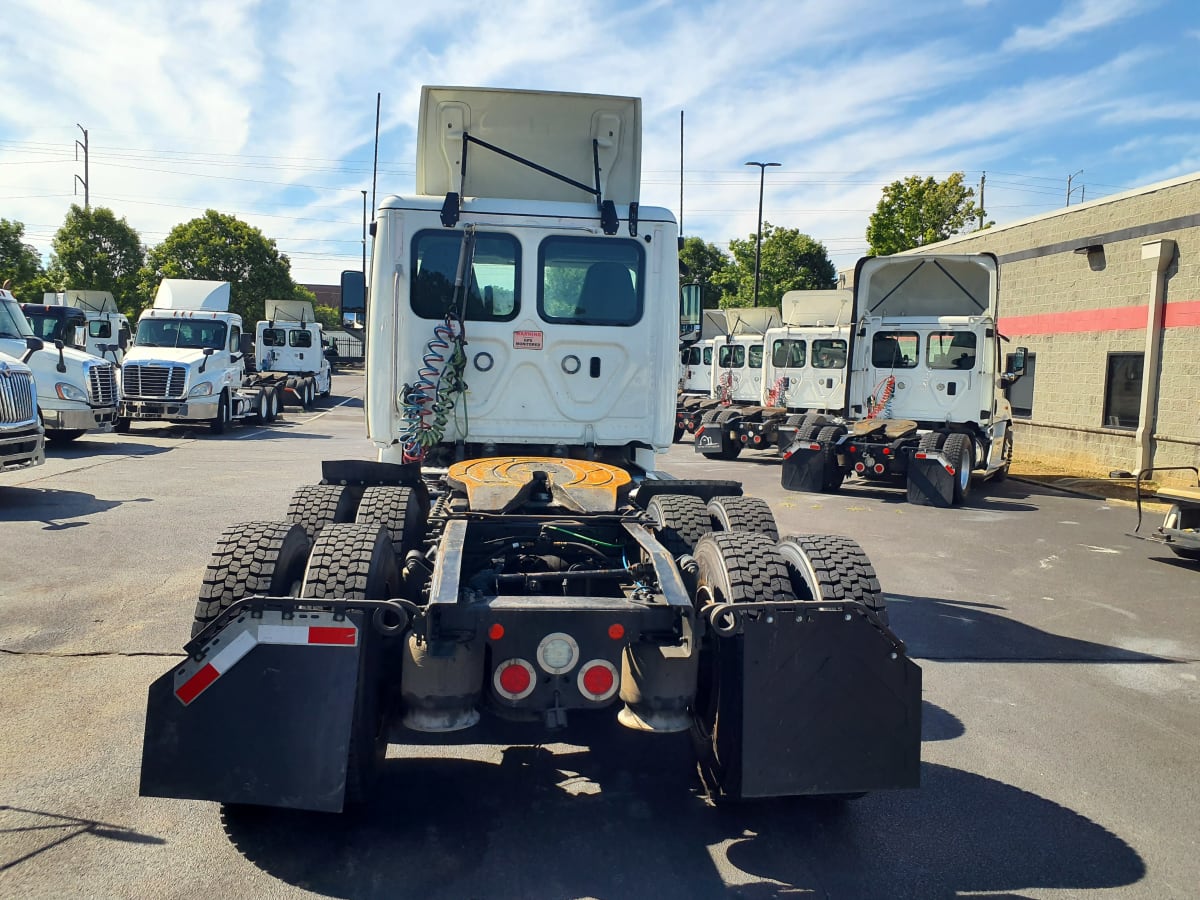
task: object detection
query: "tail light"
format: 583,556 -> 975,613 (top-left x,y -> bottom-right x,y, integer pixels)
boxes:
577,660 -> 619,702
873,463 -> 885,474
493,658 -> 536,700
854,462 -> 866,473
536,632 -> 579,674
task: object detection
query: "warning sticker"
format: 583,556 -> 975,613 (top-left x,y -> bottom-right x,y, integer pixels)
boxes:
513,330 -> 543,350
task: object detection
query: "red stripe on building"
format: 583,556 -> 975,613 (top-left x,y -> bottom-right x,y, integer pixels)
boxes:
1000,299 -> 1200,336
308,626 -> 357,645
176,663 -> 219,704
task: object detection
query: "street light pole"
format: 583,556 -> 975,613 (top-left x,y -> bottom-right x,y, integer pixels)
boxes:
745,161 -> 780,307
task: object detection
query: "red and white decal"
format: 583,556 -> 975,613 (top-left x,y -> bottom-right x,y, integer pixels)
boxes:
513,330 -> 543,350
174,612 -> 358,706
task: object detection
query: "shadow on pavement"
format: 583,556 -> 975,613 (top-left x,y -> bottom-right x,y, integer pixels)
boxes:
46,439 -> 170,458
220,718 -> 1143,900
0,805 -> 165,873
922,701 -> 965,742
0,487 -> 151,527
888,594 -> 1171,662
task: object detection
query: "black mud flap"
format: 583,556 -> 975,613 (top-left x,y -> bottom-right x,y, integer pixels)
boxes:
140,609 -> 366,813
780,442 -> 828,493
694,423 -> 729,457
906,454 -> 955,507
699,603 -> 921,800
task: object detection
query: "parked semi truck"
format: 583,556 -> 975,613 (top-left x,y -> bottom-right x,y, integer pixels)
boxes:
253,298 -> 332,408
139,86 -> 921,814
780,253 -> 1027,507
0,350 -> 44,473
28,290 -> 132,365
1,287 -> 118,443
695,290 -> 851,458
120,280 -> 282,433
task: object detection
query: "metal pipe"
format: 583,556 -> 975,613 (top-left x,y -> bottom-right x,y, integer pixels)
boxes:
1136,239 -> 1175,475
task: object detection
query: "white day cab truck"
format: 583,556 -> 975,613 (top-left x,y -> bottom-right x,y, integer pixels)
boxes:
676,307 -> 776,453
0,350 -> 45,474
780,253 -> 1028,507
695,289 -> 851,459
1,287 -> 118,443
139,86 -> 921,814
23,290 -> 132,366
120,280 -> 283,433
253,298 -> 332,409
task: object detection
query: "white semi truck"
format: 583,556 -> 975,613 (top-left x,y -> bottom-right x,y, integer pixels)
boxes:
780,253 -> 1027,507
695,290 -> 851,458
253,298 -> 332,408
0,350 -> 44,473
27,290 -> 132,365
120,280 -> 280,433
139,86 -> 920,814
0,287 -> 118,443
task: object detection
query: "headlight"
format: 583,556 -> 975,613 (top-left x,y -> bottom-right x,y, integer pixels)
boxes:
188,382 -> 214,398
55,382 -> 89,403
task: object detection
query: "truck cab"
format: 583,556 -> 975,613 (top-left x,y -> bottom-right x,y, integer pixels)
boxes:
121,280 -> 276,433
0,350 -> 44,472
0,288 -> 118,443
253,299 -> 332,406
34,291 -> 132,365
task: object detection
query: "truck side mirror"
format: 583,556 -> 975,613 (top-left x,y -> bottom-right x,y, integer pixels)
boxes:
1011,346 -> 1027,375
73,325 -> 87,348
679,282 -> 701,344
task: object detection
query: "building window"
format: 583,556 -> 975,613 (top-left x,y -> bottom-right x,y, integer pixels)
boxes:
1103,352 -> 1143,429
1006,352 -> 1035,418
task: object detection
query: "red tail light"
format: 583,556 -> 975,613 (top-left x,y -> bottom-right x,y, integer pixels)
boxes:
577,660 -> 619,701
493,658 -> 536,700
854,462 -> 866,473
873,463 -> 885,474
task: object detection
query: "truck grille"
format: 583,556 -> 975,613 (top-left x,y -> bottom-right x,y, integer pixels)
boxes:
0,370 -> 37,426
88,363 -> 118,406
123,363 -> 187,399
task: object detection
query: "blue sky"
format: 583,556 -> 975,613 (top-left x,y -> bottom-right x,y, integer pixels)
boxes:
2,0 -> 1197,287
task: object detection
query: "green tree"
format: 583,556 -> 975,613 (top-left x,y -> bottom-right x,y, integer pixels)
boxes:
45,205 -> 146,316
0,219 -> 48,298
313,305 -> 341,331
866,172 -> 985,256
723,223 -> 837,308
678,236 -> 734,309
140,210 -> 301,324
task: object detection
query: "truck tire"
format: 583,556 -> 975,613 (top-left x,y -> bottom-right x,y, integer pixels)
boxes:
673,422 -> 686,443
192,521 -> 311,638
46,429 -> 86,443
691,532 -> 794,802
287,483 -> 360,541
707,496 -> 779,541
303,378 -> 315,409
943,433 -> 974,504
775,534 -> 887,625
263,386 -> 279,423
300,523 -> 400,805
114,417 -> 132,433
210,391 -> 231,434
647,494 -> 712,558
356,485 -> 427,562
253,389 -> 270,425
816,425 -> 846,491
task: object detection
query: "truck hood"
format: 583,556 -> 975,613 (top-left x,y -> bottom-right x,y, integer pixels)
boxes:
123,346 -> 210,368
0,337 -> 114,403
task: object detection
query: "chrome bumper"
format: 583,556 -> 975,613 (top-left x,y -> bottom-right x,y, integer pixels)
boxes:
121,396 -> 218,422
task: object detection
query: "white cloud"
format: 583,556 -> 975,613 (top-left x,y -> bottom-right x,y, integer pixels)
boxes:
1002,0 -> 1146,52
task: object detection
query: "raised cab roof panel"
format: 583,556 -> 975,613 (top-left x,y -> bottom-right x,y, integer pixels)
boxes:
781,289 -> 852,327
153,279 -> 231,312
416,86 -> 641,204
264,299 -> 316,323
856,254 -> 997,320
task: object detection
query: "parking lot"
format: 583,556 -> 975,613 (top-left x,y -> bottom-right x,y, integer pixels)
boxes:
2,371 -> 1197,899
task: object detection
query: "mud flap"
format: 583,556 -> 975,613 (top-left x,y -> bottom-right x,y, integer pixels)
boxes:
694,422 -> 729,457
699,603 -> 921,800
139,610 -> 366,813
780,442 -> 828,493
906,453 -> 955,507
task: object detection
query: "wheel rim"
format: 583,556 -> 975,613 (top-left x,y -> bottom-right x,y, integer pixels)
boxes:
959,440 -> 972,491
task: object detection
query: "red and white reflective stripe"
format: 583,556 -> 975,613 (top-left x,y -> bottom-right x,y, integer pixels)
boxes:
174,614 -> 358,706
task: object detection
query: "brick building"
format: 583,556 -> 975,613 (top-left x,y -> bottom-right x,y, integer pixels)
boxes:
887,172 -> 1200,481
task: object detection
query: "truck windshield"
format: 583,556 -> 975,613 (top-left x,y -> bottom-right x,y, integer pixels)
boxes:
136,318 -> 228,350
0,298 -> 36,339
23,311 -> 67,342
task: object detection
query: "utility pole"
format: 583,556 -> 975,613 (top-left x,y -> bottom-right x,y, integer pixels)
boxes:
74,124 -> 89,210
1066,169 -> 1083,206
978,171 -> 985,230
679,110 -> 684,235
744,161 -> 780,307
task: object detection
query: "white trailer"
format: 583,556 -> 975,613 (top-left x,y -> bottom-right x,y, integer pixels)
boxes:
120,280 -> 280,433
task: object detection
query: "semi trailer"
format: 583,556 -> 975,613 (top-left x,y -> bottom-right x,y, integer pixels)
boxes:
139,86 -> 921,814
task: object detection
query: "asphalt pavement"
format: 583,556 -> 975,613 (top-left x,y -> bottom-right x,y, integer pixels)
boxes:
1,372 -> 1197,899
